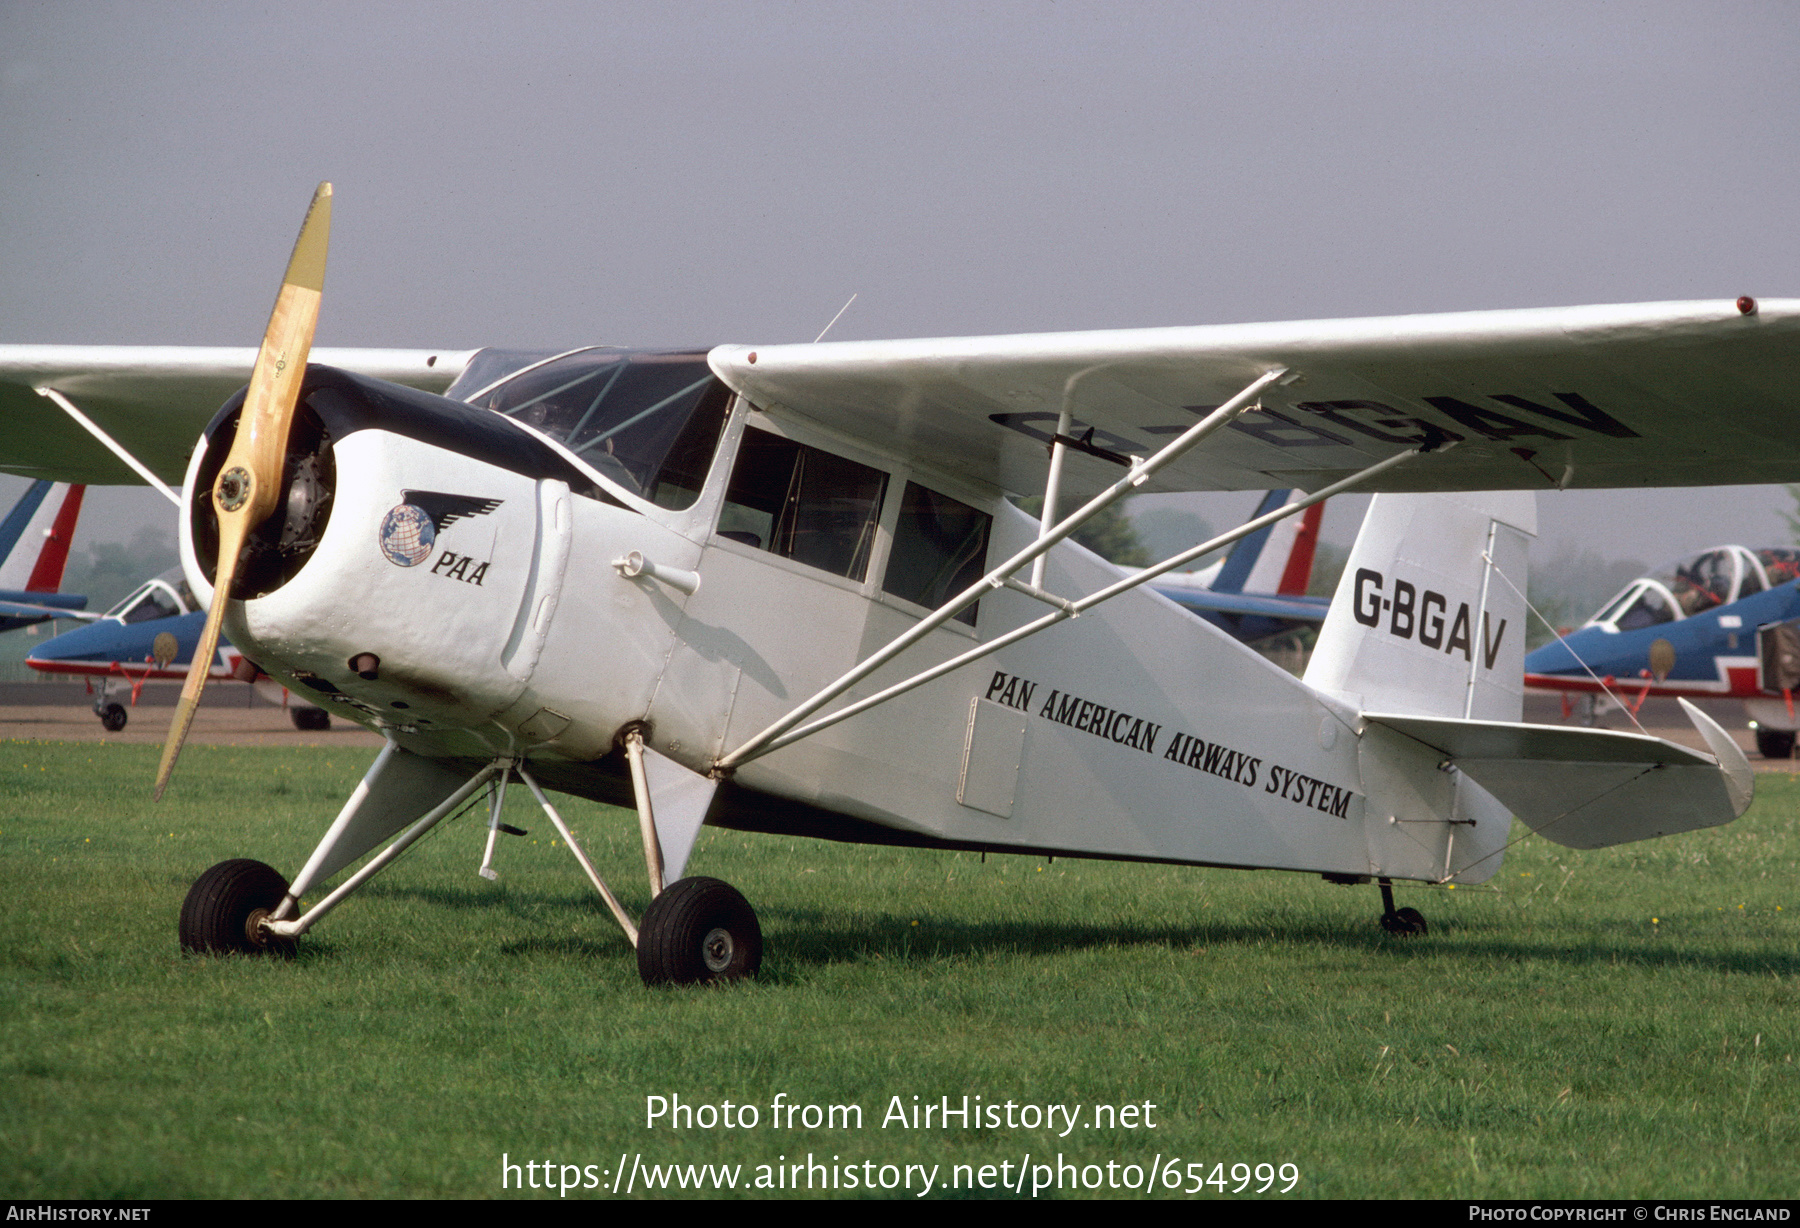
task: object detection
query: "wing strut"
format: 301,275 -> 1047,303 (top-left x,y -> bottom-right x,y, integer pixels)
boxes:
717,367 -> 1424,770
33,387 -> 182,507
717,367 -> 1288,768
721,443 -> 1420,767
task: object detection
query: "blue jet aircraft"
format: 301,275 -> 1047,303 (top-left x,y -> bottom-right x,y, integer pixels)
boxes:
1523,544 -> 1800,758
27,567 -> 331,732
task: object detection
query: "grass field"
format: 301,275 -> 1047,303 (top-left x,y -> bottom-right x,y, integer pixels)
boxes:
2,739 -> 1796,1199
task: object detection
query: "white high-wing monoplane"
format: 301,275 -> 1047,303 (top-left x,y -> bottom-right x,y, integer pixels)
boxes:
0,185 -> 1786,983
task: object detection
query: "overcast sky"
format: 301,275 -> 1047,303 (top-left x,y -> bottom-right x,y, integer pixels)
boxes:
4,1 -> 1797,566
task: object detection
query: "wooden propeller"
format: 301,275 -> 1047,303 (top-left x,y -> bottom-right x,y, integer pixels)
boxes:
155,182 -> 331,799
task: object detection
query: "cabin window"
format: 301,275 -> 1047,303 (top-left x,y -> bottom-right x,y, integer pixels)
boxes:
718,427 -> 887,582
1591,585 -> 1637,627
882,482 -> 991,625
468,349 -> 731,511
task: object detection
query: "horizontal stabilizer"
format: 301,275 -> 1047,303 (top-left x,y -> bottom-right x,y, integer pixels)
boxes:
1366,703 -> 1753,850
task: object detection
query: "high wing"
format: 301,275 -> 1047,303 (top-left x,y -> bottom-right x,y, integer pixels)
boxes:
7,299 -> 1798,497
710,299 -> 1800,497
0,346 -> 474,484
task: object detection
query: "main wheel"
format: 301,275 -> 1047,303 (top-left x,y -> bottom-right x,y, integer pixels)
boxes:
179,859 -> 296,957
99,703 -> 127,732
290,706 -> 331,732
636,877 -> 762,986
1755,728 -> 1794,760
1380,906 -> 1428,937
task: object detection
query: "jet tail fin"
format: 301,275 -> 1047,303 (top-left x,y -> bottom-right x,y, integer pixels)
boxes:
1210,489 -> 1324,596
0,481 -> 86,592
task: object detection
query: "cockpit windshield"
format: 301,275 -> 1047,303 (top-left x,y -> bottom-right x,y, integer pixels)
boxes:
105,569 -> 194,623
460,348 -> 732,511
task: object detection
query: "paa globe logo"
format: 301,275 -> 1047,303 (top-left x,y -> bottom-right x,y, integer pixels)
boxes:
378,491 -> 503,568
379,503 -> 436,566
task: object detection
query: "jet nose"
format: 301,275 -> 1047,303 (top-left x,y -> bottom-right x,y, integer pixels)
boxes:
27,619 -> 119,664
1524,627 -> 1605,677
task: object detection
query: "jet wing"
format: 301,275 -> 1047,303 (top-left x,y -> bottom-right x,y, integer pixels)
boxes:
1153,588 -> 1330,622
710,299 -> 1800,498
0,597 -> 97,622
0,346 -> 475,484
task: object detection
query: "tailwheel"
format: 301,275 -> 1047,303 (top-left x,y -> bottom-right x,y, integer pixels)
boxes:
179,859 -> 296,958
1376,878 -> 1427,937
636,877 -> 762,986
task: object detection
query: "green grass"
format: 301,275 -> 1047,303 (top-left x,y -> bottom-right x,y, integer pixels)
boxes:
2,739 -> 1796,1199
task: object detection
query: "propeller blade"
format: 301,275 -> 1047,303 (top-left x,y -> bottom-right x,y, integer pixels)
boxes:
155,183 -> 331,799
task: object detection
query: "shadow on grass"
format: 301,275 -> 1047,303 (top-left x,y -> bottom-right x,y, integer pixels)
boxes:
360,879 -> 649,915
756,904 -> 1800,980
361,880 -> 533,910
290,882 -> 1799,981
497,934 -> 625,960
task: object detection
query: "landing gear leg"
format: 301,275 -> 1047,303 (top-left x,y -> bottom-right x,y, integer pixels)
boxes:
617,728 -> 755,986
1377,878 -> 1427,937
93,679 -> 127,731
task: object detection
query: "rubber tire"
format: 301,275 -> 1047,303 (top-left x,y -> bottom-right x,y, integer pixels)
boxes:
99,703 -> 127,732
1381,906 -> 1428,937
1755,728 -> 1794,760
637,877 -> 762,986
179,859 -> 296,957
290,706 -> 331,732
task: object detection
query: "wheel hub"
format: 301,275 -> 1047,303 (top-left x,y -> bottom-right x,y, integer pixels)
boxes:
244,907 -> 274,949
702,927 -> 734,972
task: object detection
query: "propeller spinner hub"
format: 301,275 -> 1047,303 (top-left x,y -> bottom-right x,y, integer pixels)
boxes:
216,466 -> 252,512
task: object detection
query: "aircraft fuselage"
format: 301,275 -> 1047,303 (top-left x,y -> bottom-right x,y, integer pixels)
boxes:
180,360 -> 1517,885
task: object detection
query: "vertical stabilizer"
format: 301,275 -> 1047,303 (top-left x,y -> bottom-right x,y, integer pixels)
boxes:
1305,491 -> 1535,721
1209,489 -> 1325,596
0,482 -> 85,592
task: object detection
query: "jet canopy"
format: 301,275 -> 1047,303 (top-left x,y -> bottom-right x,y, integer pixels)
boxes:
1585,546 -> 1800,631
104,568 -> 196,624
